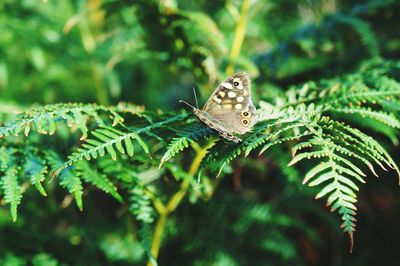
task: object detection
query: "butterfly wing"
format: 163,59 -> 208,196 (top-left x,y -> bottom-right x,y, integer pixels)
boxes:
194,109 -> 242,143
202,72 -> 257,134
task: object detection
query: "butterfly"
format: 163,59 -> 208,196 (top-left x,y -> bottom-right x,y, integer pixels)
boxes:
180,72 -> 257,143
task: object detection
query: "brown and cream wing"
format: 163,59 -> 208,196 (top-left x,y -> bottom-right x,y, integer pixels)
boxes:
203,72 -> 252,113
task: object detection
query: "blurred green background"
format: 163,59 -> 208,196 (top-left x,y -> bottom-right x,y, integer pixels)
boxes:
1,0 -> 400,265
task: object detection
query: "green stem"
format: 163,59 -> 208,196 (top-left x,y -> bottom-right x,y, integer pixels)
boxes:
226,0 -> 250,75
148,214 -> 167,262
147,140 -> 215,265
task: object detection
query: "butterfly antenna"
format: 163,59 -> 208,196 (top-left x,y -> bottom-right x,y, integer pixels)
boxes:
192,87 -> 199,109
178,100 -> 196,110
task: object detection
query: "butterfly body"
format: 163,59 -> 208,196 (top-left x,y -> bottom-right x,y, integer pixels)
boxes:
192,72 -> 257,143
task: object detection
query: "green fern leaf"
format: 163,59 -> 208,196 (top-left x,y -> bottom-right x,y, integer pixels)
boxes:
0,146 -> 13,170
0,103 -> 126,139
76,161 -> 123,203
159,137 -> 190,168
159,123 -> 213,168
1,167 -> 22,221
59,170 -> 84,211
129,187 -> 154,224
333,108 -> 400,128
46,151 -> 83,210
24,156 -> 48,196
56,126 -> 150,174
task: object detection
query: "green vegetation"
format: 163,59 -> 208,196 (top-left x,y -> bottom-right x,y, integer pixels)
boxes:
1,0 -> 400,265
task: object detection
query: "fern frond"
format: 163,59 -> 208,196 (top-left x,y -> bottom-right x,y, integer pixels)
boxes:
257,62 -> 400,123
76,161 -> 123,203
207,122 -> 308,178
326,122 -> 395,172
332,107 -> 400,128
98,158 -> 137,183
56,126 -> 150,174
0,147 -> 22,221
24,155 -> 48,197
159,123 -> 213,167
290,135 -> 360,238
0,146 -> 13,170
198,139 -> 226,176
159,137 -> 191,167
336,122 -> 400,177
216,144 -> 244,178
59,171 -> 84,211
287,116 -> 398,242
244,67 -> 400,241
46,151 -> 83,210
0,103 -> 125,139
1,166 -> 22,222
129,186 -> 154,224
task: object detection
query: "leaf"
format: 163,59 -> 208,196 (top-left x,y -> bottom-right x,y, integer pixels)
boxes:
56,127 -> 152,173
159,137 -> 190,167
77,161 -> 123,203
1,167 -> 22,221
59,169 -> 84,211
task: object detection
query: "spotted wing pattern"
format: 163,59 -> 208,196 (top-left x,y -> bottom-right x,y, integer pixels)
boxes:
193,72 -> 257,142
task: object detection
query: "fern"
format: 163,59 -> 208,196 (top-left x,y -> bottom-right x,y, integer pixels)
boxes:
129,186 -> 154,224
1,166 -> 22,222
286,117 -> 392,247
0,146 -> 13,170
46,151 -> 84,211
0,103 -> 125,139
52,113 -> 188,174
159,122 -> 213,167
0,147 -> 22,221
76,161 -> 123,203
56,126 -> 150,174
98,158 -> 137,183
24,153 -> 48,197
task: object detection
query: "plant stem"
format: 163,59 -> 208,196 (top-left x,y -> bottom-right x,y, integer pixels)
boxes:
147,140 -> 215,265
225,0 -> 250,75
148,213 -> 167,262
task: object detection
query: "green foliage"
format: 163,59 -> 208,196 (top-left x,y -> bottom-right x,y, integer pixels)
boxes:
159,122 -> 213,167
46,151 -> 84,211
129,187 -> 154,224
32,253 -> 59,266
1,166 -> 22,222
76,160 -> 123,203
57,126 -> 150,173
181,61 -> 400,245
24,153 -> 48,196
1,0 -> 400,265
0,103 -> 124,139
